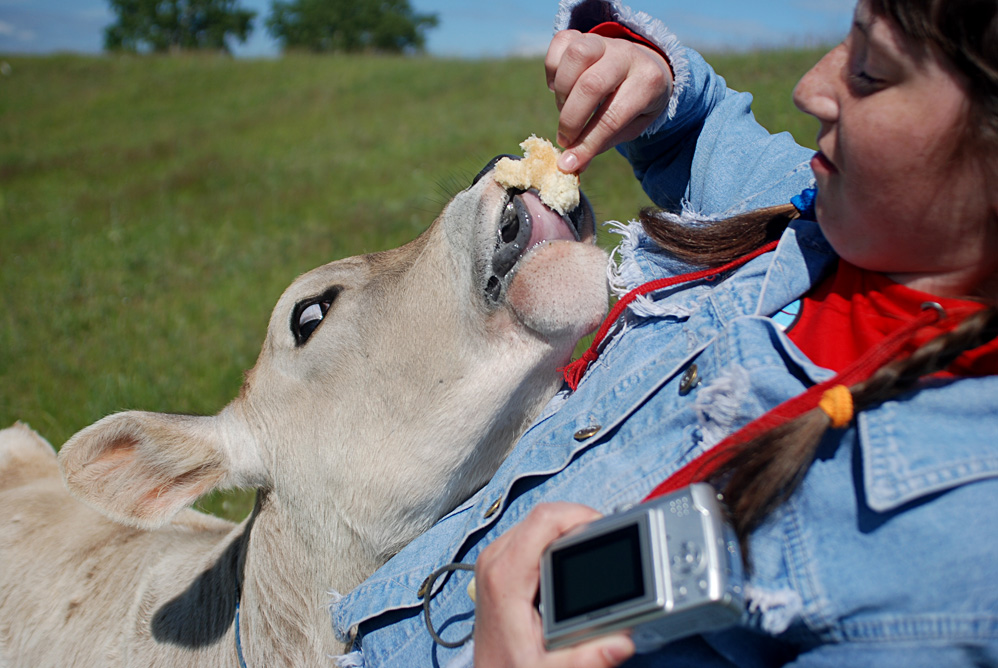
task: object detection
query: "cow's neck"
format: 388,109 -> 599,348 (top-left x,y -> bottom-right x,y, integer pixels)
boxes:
236,490 -> 377,663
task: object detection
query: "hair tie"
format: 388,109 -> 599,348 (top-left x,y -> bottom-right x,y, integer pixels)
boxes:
818,384 -> 853,428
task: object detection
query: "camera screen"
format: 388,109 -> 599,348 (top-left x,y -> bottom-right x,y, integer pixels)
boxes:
550,523 -> 645,623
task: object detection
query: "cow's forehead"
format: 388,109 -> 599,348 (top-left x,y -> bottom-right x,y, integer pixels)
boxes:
292,224 -> 439,296
294,255 -> 374,292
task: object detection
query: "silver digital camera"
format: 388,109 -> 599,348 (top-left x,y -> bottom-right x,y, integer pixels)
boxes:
539,483 -> 744,652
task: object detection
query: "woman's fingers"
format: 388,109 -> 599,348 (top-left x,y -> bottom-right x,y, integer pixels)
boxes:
555,41 -> 631,147
564,62 -> 671,170
554,634 -> 636,668
476,503 -> 601,595
473,503 -> 630,668
545,30 -> 673,173
545,29 -> 585,95
548,32 -> 617,138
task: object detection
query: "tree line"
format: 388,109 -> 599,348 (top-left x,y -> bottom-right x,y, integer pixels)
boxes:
104,0 -> 439,54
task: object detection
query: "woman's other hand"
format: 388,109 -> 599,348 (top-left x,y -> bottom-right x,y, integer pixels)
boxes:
472,502 -> 636,668
546,29 -> 673,173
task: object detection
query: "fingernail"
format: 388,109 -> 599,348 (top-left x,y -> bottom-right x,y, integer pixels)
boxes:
558,151 -> 578,173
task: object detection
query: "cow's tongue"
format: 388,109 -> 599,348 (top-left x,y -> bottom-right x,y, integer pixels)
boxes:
520,191 -> 578,248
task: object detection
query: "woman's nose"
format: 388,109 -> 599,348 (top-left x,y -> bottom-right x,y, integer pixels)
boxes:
793,43 -> 844,124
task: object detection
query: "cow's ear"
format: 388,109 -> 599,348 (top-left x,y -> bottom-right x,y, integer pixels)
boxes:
59,410 -> 265,529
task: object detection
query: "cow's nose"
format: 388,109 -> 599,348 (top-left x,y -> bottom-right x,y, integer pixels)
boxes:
472,154 -> 520,187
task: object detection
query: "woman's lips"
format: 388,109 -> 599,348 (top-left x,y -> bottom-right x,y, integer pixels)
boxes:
811,151 -> 837,174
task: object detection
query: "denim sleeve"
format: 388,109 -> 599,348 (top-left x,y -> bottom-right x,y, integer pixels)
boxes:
619,47 -> 816,216
556,0 -> 816,216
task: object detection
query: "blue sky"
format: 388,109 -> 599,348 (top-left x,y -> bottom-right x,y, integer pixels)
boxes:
0,0 -> 855,59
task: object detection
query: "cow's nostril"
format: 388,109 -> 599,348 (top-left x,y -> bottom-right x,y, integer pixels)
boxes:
485,276 -> 502,302
491,196 -> 532,282
500,203 -> 519,243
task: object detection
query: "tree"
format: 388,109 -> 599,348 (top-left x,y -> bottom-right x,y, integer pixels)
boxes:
104,0 -> 256,53
266,0 -> 439,54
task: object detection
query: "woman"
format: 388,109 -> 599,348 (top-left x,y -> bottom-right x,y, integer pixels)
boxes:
332,1 -> 998,665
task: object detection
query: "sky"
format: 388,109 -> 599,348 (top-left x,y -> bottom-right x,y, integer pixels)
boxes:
0,0 -> 855,59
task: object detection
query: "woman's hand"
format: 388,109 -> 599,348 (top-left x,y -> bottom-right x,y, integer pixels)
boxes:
545,29 -> 673,173
473,503 -> 635,668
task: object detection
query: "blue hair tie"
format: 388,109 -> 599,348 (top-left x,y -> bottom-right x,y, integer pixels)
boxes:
791,187 -> 817,220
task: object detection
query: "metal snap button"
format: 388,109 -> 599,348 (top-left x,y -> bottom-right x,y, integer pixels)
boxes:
466,576 -> 477,603
679,364 -> 700,395
573,425 -> 601,441
484,497 -> 502,519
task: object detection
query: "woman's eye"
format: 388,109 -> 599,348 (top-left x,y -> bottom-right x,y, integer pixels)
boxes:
849,69 -> 882,90
293,299 -> 332,344
846,41 -> 888,94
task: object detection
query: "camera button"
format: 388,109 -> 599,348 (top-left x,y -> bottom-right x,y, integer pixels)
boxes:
671,541 -> 705,577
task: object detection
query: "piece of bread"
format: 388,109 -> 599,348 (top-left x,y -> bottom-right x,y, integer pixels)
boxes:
493,135 -> 580,215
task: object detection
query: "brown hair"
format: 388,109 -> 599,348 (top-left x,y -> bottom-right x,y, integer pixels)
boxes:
869,0 -> 998,146
638,0 -> 998,566
640,203 -> 801,268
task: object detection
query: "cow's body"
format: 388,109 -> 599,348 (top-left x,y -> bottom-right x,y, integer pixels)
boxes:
0,162 -> 608,666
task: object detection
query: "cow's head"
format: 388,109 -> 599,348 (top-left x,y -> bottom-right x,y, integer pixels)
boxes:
59,157 -> 608,565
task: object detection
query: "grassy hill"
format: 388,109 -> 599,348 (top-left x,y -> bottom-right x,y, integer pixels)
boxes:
0,49 -> 823,519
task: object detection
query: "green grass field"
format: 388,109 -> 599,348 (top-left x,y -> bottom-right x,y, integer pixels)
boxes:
0,48 -> 823,520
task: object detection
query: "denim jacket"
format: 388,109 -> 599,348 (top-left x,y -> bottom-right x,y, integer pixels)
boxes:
331,2 -> 998,665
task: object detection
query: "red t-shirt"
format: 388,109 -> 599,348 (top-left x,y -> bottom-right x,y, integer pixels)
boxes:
786,259 -> 998,376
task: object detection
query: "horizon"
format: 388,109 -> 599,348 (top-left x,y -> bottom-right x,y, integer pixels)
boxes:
0,0 -> 854,59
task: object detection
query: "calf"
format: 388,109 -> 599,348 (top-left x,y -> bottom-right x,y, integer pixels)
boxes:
0,158 -> 608,666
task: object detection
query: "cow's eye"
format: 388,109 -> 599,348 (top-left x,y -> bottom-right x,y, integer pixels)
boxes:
292,288 -> 340,345
298,302 -> 327,339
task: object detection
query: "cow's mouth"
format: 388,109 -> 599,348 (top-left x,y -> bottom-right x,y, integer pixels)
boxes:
485,189 -> 592,303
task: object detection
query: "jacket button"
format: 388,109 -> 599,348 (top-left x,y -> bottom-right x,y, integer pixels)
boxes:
679,364 -> 700,395
484,497 -> 502,518
466,576 -> 477,603
573,425 -> 601,441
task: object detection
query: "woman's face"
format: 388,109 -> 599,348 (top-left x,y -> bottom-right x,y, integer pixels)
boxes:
793,0 -> 998,297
